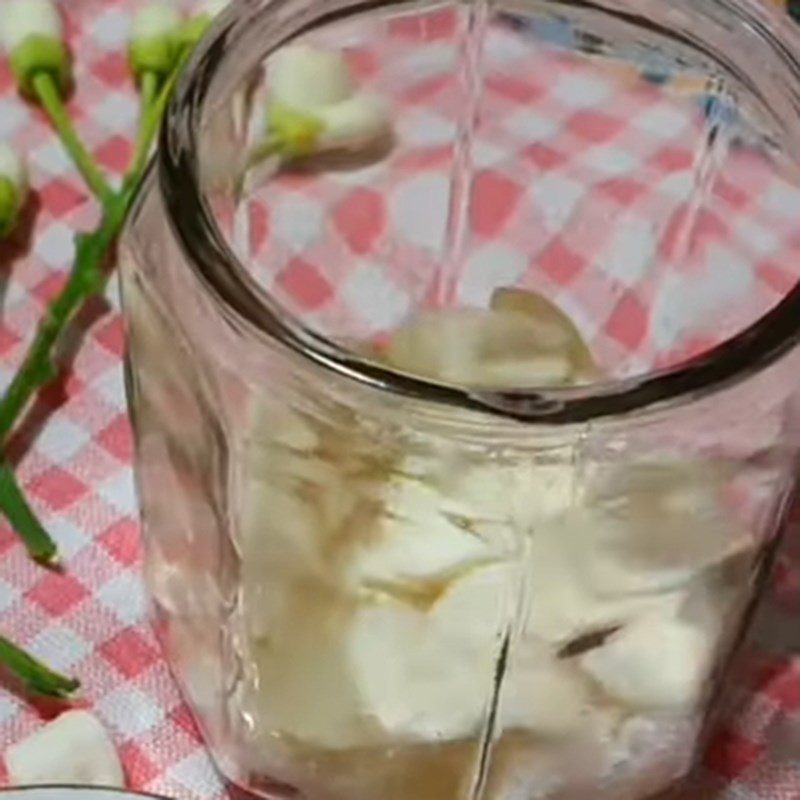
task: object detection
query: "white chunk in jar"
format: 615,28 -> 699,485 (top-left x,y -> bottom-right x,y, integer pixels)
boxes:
348,563 -> 595,743
347,473 -> 500,586
237,298 -> 750,759
576,466 -> 752,600
580,604 -> 717,710
490,287 -> 600,382
380,308 -> 577,387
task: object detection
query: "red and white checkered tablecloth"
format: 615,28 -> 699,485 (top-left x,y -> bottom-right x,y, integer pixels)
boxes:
0,1 -> 799,799
0,1 -> 227,796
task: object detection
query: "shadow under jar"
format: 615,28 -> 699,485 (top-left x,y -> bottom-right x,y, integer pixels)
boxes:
120,0 -> 800,798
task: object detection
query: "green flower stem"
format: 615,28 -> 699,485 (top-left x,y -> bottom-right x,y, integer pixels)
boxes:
0,41 -> 196,706
128,48 -> 191,180
0,186 -> 135,447
0,50 -> 190,571
0,634 -> 79,698
0,185 -> 136,566
133,70 -> 160,164
1,169 -> 143,555
32,72 -> 112,204
0,464 -> 57,566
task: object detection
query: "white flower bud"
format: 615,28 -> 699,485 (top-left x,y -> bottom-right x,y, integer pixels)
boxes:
0,0 -> 62,53
316,93 -> 391,151
132,1 -> 182,42
270,45 -> 356,109
265,44 -> 391,159
129,0 -> 183,79
0,0 -> 70,96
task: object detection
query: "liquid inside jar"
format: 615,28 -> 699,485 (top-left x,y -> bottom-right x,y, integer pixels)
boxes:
231,288 -> 754,800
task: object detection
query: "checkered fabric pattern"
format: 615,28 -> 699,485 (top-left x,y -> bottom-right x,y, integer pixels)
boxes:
251,13 -> 800,383
0,2 -> 799,799
0,1 -> 226,797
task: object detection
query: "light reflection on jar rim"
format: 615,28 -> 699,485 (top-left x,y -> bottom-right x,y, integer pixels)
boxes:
156,0 -> 800,425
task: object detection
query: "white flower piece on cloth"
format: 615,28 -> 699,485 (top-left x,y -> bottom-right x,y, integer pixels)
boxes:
6,710 -> 125,787
0,0 -> 62,52
266,44 -> 391,157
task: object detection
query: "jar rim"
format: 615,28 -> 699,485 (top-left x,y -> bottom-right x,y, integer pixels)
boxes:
158,0 -> 800,424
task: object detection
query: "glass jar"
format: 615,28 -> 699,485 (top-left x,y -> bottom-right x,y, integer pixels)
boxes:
120,0 -> 800,798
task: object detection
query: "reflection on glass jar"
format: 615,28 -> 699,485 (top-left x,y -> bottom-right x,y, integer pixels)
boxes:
121,0 -> 800,798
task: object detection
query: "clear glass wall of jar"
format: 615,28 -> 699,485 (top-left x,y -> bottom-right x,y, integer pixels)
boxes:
120,1 -> 800,797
